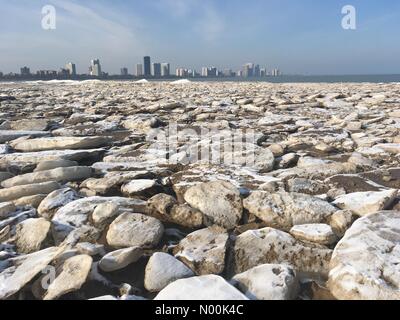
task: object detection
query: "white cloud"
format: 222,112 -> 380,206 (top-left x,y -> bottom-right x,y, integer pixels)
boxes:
194,5 -> 225,42
157,0 -> 225,42
50,0 -> 139,41
159,0 -> 196,17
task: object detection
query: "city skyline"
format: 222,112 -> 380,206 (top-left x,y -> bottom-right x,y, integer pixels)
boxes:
1,0 -> 400,75
4,56 -> 281,79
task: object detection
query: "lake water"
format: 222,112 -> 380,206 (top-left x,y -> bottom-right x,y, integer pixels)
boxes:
187,74 -> 400,83
2,74 -> 400,84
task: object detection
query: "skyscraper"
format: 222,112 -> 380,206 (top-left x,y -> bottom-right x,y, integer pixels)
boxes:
208,67 -> 217,77
120,67 -> 128,76
135,64 -> 143,77
242,63 -> 254,78
144,56 -> 151,77
152,63 -> 161,77
272,68 -> 281,76
254,64 -> 261,77
20,66 -> 30,76
201,67 -> 217,77
161,63 -> 170,77
176,68 -> 188,77
65,62 -> 76,76
89,59 -> 102,77
58,68 -> 69,76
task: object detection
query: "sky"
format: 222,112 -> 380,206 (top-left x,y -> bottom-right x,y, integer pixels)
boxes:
1,0 -> 400,75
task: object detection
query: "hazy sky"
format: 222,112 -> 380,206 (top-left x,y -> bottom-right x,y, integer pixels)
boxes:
1,0 -> 400,75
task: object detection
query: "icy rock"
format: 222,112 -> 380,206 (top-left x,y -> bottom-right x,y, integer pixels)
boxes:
243,191 -> 337,231
173,226 -> 228,275
333,189 -> 398,216
106,213 -> 164,249
155,275 -> 248,300
144,252 -> 195,292
231,264 -> 299,300
99,247 -> 143,272
15,218 -> 51,253
328,211 -> 400,300
231,227 -> 332,276
184,181 -> 243,230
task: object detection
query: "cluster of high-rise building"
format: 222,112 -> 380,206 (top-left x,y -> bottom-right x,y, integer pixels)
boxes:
0,56 -> 281,80
237,63 -> 280,78
89,59 -> 102,77
173,63 -> 280,79
13,63 -> 78,79
131,56 -> 171,77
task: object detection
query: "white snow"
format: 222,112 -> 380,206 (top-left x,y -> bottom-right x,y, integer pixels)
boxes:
171,79 -> 191,85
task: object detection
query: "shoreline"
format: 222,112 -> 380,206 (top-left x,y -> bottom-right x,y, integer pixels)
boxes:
2,74 -> 400,84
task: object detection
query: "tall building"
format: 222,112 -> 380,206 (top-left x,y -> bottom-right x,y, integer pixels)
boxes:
89,59 -> 102,77
272,68 -> 281,76
65,62 -> 76,76
254,64 -> 261,77
152,63 -> 161,77
242,63 -> 254,78
120,67 -> 128,76
187,69 -> 195,77
143,56 -> 151,77
20,66 -> 30,76
222,69 -> 233,77
161,63 -> 170,77
209,67 -> 217,77
176,68 -> 188,77
135,64 -> 143,77
37,70 -> 57,77
58,68 -> 69,76
260,68 -> 266,77
201,67 -> 217,77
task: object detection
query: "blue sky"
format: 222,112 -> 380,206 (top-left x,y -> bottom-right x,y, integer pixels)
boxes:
1,0 -> 400,74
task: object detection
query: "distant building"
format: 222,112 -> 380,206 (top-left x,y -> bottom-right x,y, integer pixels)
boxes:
152,63 -> 161,77
20,66 -> 30,76
222,69 -> 233,77
135,64 -> 143,77
272,68 -> 281,76
260,68 -> 266,77
242,63 -> 254,78
144,56 -> 151,76
37,70 -> 57,77
120,67 -> 128,76
254,64 -> 261,77
201,67 -> 217,77
0,72 -> 3,78
58,68 -> 69,76
65,62 -> 76,76
176,68 -> 188,77
188,69 -> 198,77
89,59 -> 102,77
161,63 -> 170,77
